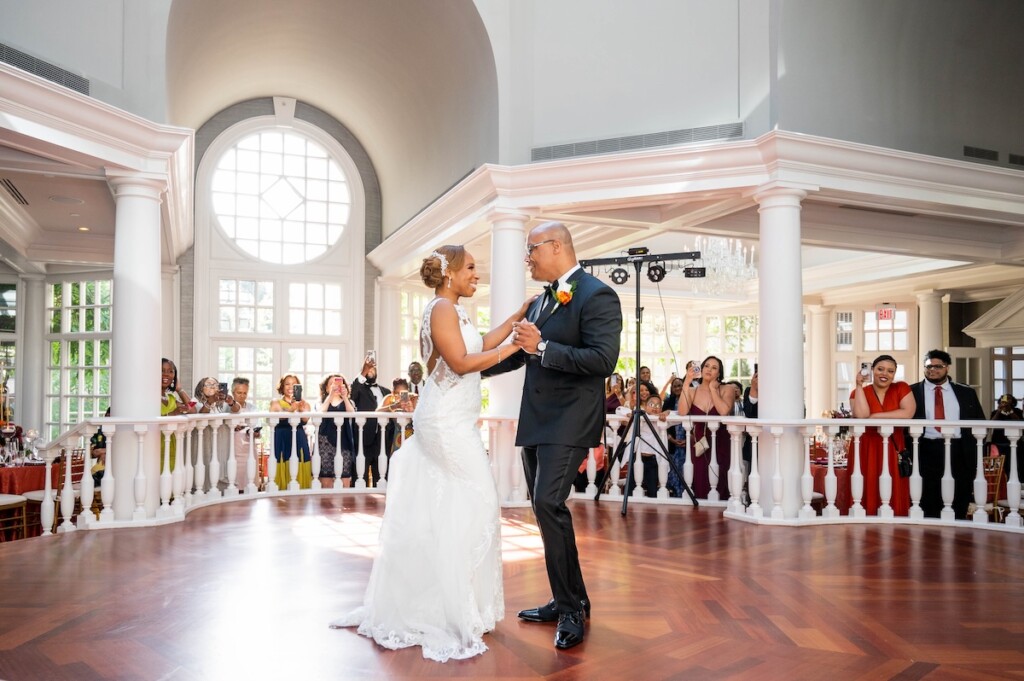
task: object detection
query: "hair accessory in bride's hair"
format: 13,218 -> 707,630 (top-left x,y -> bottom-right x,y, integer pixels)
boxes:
429,250 -> 449,278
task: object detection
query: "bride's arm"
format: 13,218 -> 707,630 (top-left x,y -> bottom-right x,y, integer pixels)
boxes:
430,300 -> 521,375
480,295 -> 537,351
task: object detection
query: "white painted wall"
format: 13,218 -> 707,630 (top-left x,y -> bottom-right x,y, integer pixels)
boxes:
776,0 -> 1024,164
0,0 -> 171,123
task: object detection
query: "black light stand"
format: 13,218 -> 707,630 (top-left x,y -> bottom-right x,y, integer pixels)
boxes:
580,249 -> 700,515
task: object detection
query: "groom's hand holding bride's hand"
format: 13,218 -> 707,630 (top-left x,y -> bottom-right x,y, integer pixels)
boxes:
511,320 -> 541,354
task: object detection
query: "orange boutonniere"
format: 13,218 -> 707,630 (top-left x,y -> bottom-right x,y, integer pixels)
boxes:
552,280 -> 578,307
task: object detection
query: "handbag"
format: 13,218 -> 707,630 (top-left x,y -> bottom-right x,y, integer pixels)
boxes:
897,449 -> 912,478
693,434 -> 710,458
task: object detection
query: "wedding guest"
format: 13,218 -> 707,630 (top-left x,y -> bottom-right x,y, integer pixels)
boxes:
989,394 -> 1023,483
909,350 -> 985,518
160,358 -> 195,473
193,377 -> 239,491
683,356 -> 734,499
317,374 -> 356,488
270,374 -> 313,489
230,377 -> 259,490
351,354 -> 390,486
407,362 -> 426,395
624,393 -> 665,498
667,362 -> 699,497
852,354 -> 916,516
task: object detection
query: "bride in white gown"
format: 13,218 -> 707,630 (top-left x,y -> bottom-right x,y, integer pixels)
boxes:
330,245 -> 533,662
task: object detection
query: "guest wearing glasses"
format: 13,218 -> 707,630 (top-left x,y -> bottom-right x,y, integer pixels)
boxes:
851,355 -> 916,516
910,350 -> 986,518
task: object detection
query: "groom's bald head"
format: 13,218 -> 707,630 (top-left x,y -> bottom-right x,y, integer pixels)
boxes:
526,221 -> 577,282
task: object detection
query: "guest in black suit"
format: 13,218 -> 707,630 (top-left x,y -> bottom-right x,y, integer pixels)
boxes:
485,221 -> 622,650
350,355 -> 390,486
741,370 -> 759,504
909,349 -> 986,518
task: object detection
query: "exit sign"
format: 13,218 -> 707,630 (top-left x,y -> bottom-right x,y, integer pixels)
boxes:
876,306 -> 896,321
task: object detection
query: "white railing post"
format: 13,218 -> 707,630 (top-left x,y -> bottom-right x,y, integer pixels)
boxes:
876,426 -> 895,518
907,426 -> 924,520
377,417 -> 390,491
245,417 -> 259,495
224,417 -> 238,496
747,425 -> 763,518
193,425 -> 207,501
971,427 -> 989,524
799,427 -> 816,520
181,421 -> 194,506
769,426 -> 785,520
77,444 -> 95,529
849,426 -> 866,518
821,425 -> 841,519
98,424 -> 116,523
310,414 -> 322,490
707,420 -> 721,502
353,417 -> 367,489
655,419 -> 670,500
57,448 -> 78,533
157,424 -> 175,518
940,434 -> 956,520
208,418 -> 223,499
287,416 -> 300,491
132,425 -> 148,521
726,423 -> 744,513
1004,428 -> 1022,527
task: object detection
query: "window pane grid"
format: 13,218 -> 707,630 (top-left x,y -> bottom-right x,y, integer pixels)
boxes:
218,279 -> 274,334
212,131 -> 351,264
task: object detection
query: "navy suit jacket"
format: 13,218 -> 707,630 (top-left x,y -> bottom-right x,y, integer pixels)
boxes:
909,379 -> 985,446
485,269 -> 621,448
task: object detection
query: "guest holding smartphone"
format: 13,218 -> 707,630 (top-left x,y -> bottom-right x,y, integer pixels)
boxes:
270,374 -> 312,489
230,377 -> 259,491
318,374 -> 356,488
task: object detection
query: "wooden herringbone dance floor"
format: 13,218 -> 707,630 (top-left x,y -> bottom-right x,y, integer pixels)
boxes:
0,495 -> 1022,680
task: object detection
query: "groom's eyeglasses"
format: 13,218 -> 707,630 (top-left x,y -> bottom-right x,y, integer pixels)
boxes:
525,239 -> 556,255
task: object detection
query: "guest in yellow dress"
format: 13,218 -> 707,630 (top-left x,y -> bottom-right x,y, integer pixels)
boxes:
270,374 -> 313,489
160,358 -> 195,472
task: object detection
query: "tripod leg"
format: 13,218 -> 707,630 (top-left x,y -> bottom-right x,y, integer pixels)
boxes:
638,410 -> 699,508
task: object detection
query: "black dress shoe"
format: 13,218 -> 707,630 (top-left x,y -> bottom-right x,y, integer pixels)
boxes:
554,610 -> 585,649
518,598 -> 591,622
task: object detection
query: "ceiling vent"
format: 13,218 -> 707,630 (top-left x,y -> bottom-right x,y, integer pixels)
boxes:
0,42 -> 89,95
963,145 -> 998,162
0,178 -> 29,206
532,122 -> 743,161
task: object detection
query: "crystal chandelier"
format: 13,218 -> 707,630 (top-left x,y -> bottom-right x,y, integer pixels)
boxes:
685,236 -> 757,296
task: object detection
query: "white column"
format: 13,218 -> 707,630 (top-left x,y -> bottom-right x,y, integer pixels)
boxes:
916,290 -> 943,363
754,186 -> 807,518
162,266 -> 179,362
487,211 -> 529,502
378,277 -> 403,383
108,171 -> 165,520
808,303 -> 832,418
20,274 -> 45,434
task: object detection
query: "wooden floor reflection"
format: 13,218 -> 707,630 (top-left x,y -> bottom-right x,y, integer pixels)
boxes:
1,494 -> 1022,680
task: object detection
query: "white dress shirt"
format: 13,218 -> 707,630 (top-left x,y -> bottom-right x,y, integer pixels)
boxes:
923,379 -> 960,439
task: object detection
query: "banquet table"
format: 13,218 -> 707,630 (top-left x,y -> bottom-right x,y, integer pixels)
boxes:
0,463 -> 57,495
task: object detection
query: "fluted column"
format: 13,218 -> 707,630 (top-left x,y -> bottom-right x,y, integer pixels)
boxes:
20,274 -> 45,434
108,171 -> 165,520
377,277 -> 403,384
488,211 -> 529,502
916,290 -> 944,365
754,186 -> 808,518
808,303 -> 832,417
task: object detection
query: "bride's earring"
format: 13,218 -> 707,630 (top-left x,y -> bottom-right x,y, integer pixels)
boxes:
447,276 -> 451,288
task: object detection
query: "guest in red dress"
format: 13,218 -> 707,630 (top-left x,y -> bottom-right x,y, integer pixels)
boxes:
850,354 -> 917,515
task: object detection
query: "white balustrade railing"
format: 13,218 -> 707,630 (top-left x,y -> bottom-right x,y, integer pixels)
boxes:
28,412 -> 1023,535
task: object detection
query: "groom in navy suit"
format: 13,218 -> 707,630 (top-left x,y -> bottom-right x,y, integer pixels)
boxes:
485,221 -> 621,649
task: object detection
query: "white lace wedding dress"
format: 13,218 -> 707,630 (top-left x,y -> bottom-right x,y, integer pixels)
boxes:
330,299 -> 504,661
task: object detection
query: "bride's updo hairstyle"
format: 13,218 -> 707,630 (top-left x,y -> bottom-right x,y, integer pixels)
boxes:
420,245 -> 466,289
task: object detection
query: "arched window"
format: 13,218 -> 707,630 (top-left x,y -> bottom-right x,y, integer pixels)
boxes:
193,110 -> 367,409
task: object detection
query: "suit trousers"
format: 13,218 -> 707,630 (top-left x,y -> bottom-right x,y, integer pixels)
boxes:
918,437 -> 974,519
522,443 -> 590,614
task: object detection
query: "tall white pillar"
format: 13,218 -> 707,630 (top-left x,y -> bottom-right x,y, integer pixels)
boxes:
378,277 -> 403,383
108,171 -> 165,520
754,186 -> 808,518
161,266 -> 179,362
20,274 -> 45,434
488,212 -> 529,502
916,290 -> 943,364
808,303 -> 832,417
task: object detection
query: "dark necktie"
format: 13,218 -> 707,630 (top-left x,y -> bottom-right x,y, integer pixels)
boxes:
934,385 -> 945,433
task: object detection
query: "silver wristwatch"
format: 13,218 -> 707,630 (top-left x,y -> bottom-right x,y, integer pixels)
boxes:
536,340 -> 547,355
